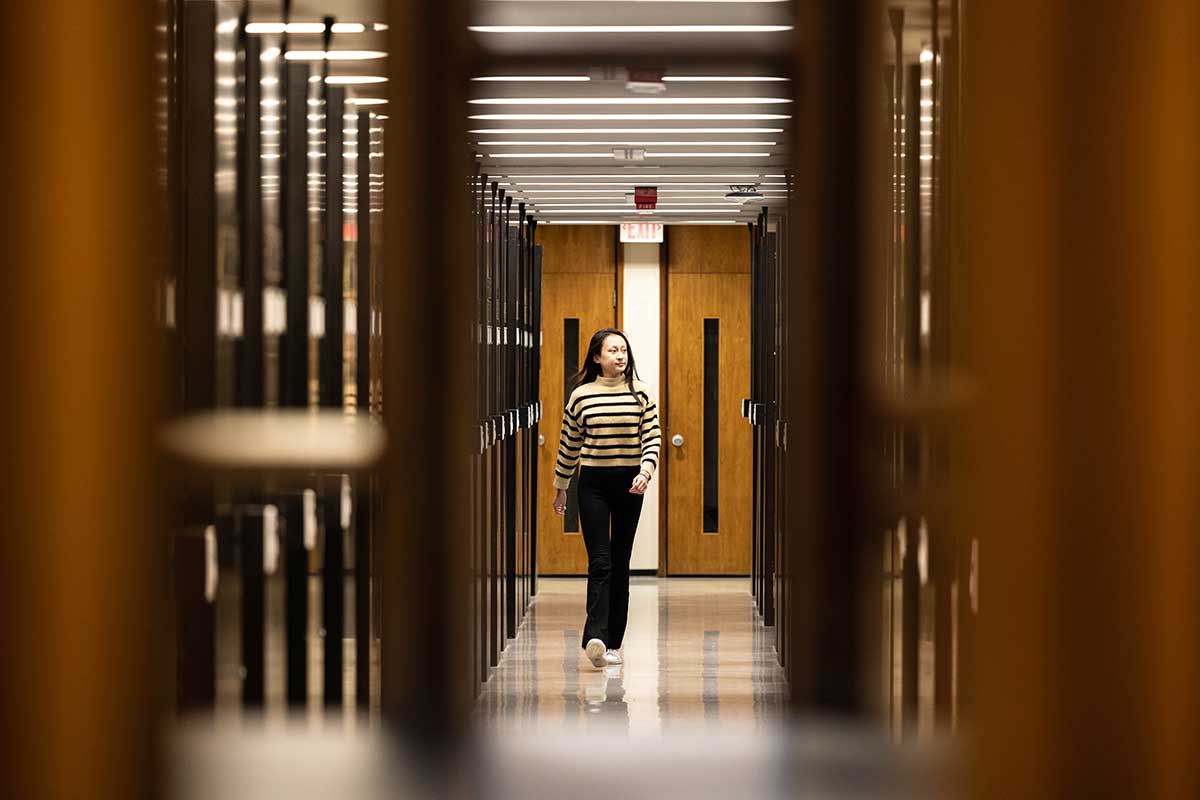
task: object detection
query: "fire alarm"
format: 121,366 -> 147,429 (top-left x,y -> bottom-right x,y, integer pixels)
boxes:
634,186 -> 658,210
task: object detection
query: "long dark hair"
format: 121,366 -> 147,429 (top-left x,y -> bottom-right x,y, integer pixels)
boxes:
571,327 -> 641,397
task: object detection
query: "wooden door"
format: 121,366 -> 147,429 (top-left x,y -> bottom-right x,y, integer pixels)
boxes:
536,226 -> 617,574
666,226 -> 752,575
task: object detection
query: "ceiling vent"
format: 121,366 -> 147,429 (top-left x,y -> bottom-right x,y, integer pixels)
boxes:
725,184 -> 764,203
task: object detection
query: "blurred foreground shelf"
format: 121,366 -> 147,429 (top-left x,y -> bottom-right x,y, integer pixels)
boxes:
161,410 -> 386,474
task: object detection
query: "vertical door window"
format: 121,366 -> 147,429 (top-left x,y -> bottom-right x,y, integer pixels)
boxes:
563,317 -> 580,532
703,318 -> 720,533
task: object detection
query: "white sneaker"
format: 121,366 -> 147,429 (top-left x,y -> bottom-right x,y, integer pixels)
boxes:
604,649 -> 623,666
585,638 -> 607,668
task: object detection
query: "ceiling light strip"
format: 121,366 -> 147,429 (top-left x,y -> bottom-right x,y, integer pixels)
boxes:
531,202 -> 746,208
285,50 -> 387,61
325,76 -> 388,85
499,173 -> 770,179
472,76 -> 590,82
477,140 -> 776,146
468,25 -> 794,33
662,76 -> 789,82
469,97 -> 791,105
470,127 -> 784,134
486,152 -> 772,158
545,209 -> 749,214
501,182 -> 788,186
470,114 -> 791,120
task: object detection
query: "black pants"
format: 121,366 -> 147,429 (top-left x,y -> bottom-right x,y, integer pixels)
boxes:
578,465 -> 644,650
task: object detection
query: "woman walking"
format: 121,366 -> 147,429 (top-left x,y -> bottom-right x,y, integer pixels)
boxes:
552,328 -> 662,669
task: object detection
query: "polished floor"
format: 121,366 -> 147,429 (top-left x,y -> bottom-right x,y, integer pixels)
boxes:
474,577 -> 788,735
192,575 -> 948,799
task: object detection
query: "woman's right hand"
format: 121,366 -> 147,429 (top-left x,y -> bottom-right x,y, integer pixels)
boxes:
552,489 -> 568,516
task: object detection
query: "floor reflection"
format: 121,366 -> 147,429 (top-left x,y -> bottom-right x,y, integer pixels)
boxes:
474,577 -> 787,735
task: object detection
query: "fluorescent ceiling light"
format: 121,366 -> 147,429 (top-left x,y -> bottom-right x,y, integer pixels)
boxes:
547,209 -> 746,214
470,127 -> 784,134
326,75 -> 387,84
470,114 -> 790,120
515,187 -> 786,193
513,189 -> 787,195
660,186 -> 788,191
468,25 -> 794,33
246,22 -> 325,33
501,173 -> 766,178
519,190 -> 769,196
374,23 -> 389,31
525,198 -> 782,205
240,21 -> 364,34
478,140 -> 776,146
533,202 -> 743,208
487,152 -> 771,158
260,48 -> 281,61
662,76 -> 789,82
509,182 -> 788,187
350,98 -> 388,105
470,96 -> 791,106
473,76 -> 590,82
486,0 -> 788,3
285,50 -> 387,61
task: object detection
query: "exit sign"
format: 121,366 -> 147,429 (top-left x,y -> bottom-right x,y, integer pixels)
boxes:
620,222 -> 664,243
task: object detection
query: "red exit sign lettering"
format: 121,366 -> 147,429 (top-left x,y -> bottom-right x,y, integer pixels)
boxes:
620,222 -> 664,243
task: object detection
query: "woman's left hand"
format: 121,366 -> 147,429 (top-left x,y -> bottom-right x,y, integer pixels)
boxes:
630,472 -> 649,495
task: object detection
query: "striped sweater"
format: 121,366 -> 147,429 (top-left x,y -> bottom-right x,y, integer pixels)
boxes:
553,375 -> 663,490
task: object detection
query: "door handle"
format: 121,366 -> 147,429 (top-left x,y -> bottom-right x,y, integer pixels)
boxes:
671,434 -> 684,447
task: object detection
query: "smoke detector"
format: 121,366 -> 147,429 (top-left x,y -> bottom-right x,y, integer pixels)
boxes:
725,184 -> 764,203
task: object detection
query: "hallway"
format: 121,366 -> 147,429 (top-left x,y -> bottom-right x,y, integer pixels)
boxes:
9,2 -> 1200,798
475,578 -> 787,735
